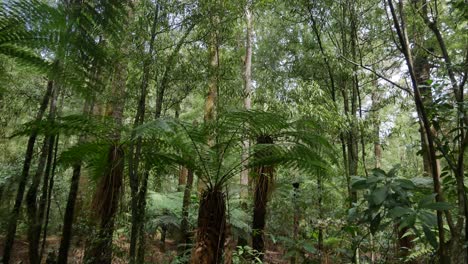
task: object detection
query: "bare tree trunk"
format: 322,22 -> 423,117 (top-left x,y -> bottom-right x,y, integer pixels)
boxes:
240,1 -> 253,199
2,80 -> 53,264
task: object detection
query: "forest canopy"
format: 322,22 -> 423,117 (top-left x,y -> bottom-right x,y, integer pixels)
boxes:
0,0 -> 467,263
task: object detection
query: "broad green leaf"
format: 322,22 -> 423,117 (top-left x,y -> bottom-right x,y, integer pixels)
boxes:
389,206 -> 413,218
395,178 -> 416,190
399,214 -> 416,229
372,168 -> 387,178
372,186 -> 388,205
418,211 -> 437,227
351,177 -> 368,190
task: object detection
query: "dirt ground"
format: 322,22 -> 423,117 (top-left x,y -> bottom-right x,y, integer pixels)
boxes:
0,236 -> 289,264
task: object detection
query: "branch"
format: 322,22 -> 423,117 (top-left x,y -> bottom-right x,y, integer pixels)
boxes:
339,55 -> 412,94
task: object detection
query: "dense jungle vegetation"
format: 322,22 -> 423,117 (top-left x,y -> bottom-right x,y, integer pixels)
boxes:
0,0 -> 467,263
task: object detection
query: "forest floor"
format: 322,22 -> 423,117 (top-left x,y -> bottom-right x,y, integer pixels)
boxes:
0,236 -> 289,263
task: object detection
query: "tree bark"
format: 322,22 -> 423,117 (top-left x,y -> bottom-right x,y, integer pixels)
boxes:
83,60 -> 126,264
240,1 -> 253,199
252,135 -> 274,261
190,188 -> 226,264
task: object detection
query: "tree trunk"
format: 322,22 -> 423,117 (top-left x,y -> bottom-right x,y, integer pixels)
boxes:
386,1 -> 450,261
83,146 -> 125,264
240,1 -> 253,199
136,170 -> 150,264
2,80 -> 53,264
57,99 -> 93,264
57,163 -> 82,264
26,137 -> 51,264
83,60 -> 126,264
128,4 -> 159,262
27,81 -> 58,264
40,134 -> 60,260
180,169 -> 194,248
190,188 -> 226,264
252,135 -> 274,261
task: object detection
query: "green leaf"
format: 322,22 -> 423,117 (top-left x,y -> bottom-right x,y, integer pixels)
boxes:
421,202 -> 452,211
389,206 -> 413,218
303,242 -> 317,253
399,214 -> 416,229
372,168 -> 387,178
418,211 -> 437,227
351,177 -> 368,190
395,178 -> 416,190
422,225 -> 438,249
372,186 -> 388,205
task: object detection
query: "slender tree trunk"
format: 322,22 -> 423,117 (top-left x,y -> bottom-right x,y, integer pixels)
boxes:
57,98 -> 93,264
128,4 -> 159,263
417,1 -> 468,259
291,182 -> 301,264
40,134 -> 59,260
27,84 -> 58,264
2,80 -> 53,264
57,163 -> 81,264
240,1 -> 253,199
180,169 -> 194,250
136,170 -> 150,264
26,137 -> 51,264
387,1 -> 450,261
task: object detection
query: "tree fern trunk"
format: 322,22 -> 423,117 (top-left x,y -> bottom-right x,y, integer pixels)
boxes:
190,188 -> 226,264
83,60 -> 126,264
83,146 -> 125,264
252,135 -> 274,261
